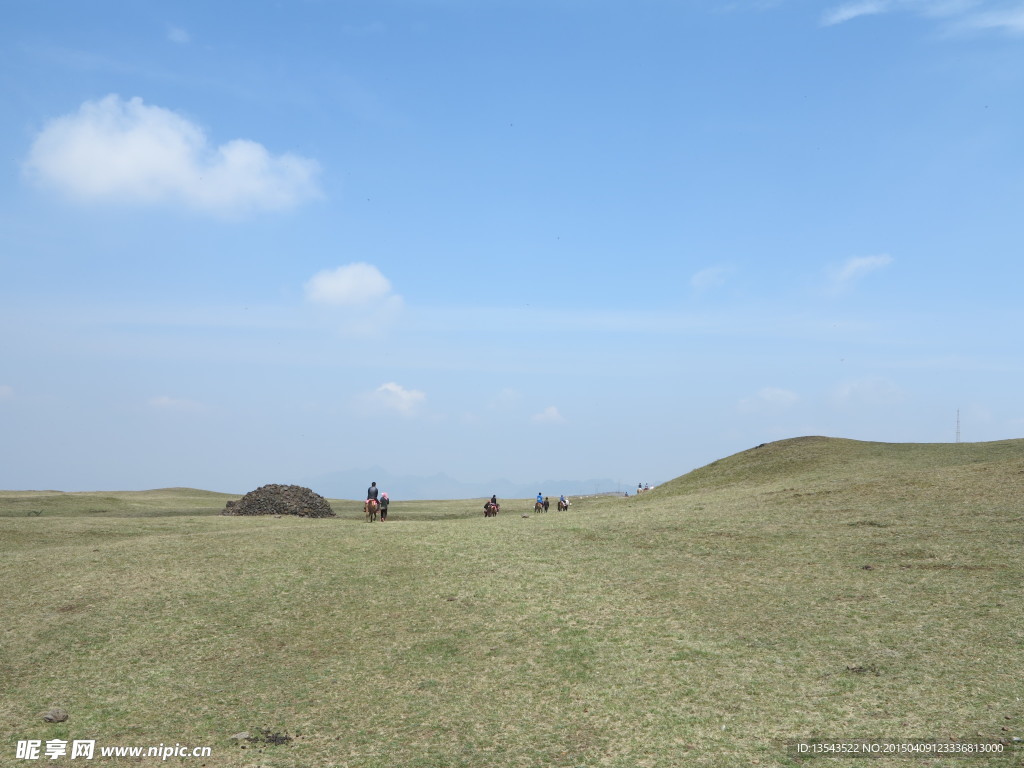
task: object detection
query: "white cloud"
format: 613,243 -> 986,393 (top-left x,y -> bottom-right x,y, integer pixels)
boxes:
738,387 -> 799,413
24,95 -> 321,215
167,26 -> 191,44
305,263 -> 404,337
690,265 -> 735,290
370,382 -> 425,416
830,254 -> 893,289
821,0 -> 892,25
531,405 -> 566,424
0,385 -> 13,399
149,395 -> 204,411
305,263 -> 396,307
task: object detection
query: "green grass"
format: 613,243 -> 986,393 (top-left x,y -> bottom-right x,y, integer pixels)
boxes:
1,437 -> 1022,767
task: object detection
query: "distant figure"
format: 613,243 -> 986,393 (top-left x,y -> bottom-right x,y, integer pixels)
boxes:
543,496 -> 550,512
484,494 -> 500,517
536,492 -> 543,505
644,483 -> 650,492
367,482 -> 379,501
380,492 -> 389,521
557,494 -> 569,511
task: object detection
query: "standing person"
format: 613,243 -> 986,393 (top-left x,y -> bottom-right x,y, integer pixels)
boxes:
379,492 -> 389,521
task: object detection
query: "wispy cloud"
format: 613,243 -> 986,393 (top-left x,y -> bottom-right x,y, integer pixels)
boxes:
531,405 -> 566,424
738,387 -> 799,413
489,388 -> 522,410
819,0 -> 1024,33
830,254 -> 893,290
368,382 -> 426,416
821,0 -> 891,26
167,26 -> 191,44
832,377 -> 904,406
149,395 -> 204,412
24,95 -> 321,216
957,4 -> 1024,33
690,265 -> 735,290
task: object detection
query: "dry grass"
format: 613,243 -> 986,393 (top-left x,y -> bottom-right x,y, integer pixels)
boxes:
1,437 -> 1022,766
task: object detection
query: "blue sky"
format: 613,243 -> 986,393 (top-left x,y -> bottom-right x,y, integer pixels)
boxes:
2,0 -> 1023,496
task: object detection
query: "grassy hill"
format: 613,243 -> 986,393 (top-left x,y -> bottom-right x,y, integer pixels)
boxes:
1,438 -> 1021,767
661,435 -> 1024,500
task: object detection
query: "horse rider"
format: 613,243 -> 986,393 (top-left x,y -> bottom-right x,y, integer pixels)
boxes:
379,492 -> 389,520
559,494 -> 567,508
490,494 -> 499,512
536,492 -> 543,505
367,481 -> 379,506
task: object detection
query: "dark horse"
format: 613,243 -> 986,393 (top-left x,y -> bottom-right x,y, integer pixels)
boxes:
364,498 -> 379,522
534,500 -> 547,513
484,501 -> 499,517
557,499 -> 569,511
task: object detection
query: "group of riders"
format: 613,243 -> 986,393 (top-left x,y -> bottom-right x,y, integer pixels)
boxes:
363,481 -> 573,521
487,493 -> 570,515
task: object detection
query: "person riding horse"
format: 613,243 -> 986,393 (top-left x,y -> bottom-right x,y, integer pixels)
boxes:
484,494 -> 500,516
365,482 -> 380,521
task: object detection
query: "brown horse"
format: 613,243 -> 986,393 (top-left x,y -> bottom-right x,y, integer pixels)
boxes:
557,499 -> 569,511
534,500 -> 546,513
364,498 -> 379,522
484,502 -> 499,517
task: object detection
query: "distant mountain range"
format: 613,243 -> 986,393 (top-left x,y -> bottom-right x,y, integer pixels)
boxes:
295,466 -> 626,501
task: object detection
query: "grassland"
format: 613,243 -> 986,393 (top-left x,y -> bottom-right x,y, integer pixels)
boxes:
1,436 -> 1022,767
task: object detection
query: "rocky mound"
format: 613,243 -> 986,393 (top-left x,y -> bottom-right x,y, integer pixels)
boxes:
222,484 -> 335,518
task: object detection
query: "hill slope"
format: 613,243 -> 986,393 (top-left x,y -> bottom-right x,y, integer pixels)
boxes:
652,435 -> 1024,512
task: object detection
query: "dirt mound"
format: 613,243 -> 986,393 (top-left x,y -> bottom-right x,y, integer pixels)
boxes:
222,484 -> 335,518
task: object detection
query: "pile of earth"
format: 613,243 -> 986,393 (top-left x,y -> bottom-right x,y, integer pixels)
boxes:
222,484 -> 336,518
